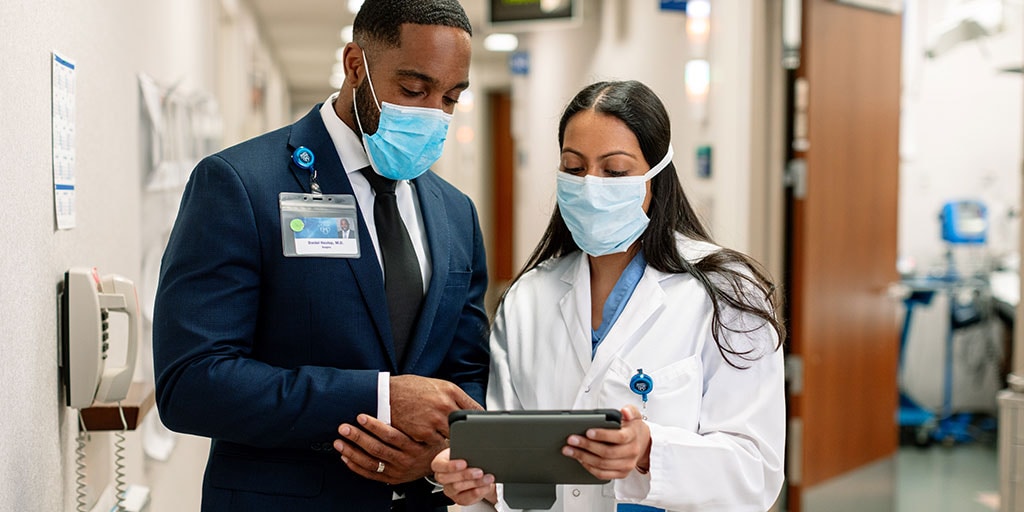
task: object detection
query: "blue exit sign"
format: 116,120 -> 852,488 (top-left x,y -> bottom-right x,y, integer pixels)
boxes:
660,0 -> 688,11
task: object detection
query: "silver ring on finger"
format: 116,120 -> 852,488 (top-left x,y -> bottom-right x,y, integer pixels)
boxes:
376,461 -> 386,473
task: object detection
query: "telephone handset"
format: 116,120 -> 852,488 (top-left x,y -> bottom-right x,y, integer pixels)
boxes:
59,267 -> 140,409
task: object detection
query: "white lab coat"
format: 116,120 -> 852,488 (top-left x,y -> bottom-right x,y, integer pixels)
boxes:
469,236 -> 785,512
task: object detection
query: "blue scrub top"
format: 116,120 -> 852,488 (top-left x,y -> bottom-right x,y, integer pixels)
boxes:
592,251 -> 647,358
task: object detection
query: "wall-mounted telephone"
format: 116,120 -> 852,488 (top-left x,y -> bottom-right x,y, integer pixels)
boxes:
59,267 -> 139,409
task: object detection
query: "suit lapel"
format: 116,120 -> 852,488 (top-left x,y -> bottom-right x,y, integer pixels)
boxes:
287,106 -> 398,370
400,174 -> 448,372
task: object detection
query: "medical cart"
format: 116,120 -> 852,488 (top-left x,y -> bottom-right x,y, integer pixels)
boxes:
897,200 -> 998,446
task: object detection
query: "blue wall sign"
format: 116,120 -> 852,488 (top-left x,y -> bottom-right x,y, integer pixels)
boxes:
660,0 -> 688,12
509,51 -> 530,76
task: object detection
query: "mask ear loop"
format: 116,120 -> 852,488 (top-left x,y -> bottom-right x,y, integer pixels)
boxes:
643,145 -> 675,181
360,49 -> 382,113
352,49 -> 387,176
352,49 -> 383,141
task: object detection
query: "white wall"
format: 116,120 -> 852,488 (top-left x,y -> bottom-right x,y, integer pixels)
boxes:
900,0 -> 1023,274
507,0 -> 763,268
0,1 -> 288,511
218,0 -> 293,146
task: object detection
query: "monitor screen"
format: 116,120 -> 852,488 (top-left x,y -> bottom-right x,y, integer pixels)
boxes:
489,0 -> 576,25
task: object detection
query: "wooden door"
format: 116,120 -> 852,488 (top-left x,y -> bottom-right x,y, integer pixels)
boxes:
784,0 -> 903,509
489,91 -> 515,295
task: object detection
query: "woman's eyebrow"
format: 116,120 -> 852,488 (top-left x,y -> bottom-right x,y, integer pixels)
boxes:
561,147 -> 640,160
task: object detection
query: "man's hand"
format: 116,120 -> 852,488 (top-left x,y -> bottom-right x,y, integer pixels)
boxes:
390,375 -> 482,443
334,414 -> 448,485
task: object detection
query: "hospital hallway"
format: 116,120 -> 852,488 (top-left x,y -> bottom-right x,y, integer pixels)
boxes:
3,0 -> 1023,510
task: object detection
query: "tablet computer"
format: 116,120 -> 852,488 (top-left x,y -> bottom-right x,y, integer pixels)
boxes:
448,409 -> 622,485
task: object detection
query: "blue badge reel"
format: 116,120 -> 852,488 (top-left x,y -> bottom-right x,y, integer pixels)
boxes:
291,146 -> 321,194
630,369 -> 653,403
292,146 -> 315,169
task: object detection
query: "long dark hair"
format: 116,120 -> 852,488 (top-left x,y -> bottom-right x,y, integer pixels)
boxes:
509,80 -> 784,368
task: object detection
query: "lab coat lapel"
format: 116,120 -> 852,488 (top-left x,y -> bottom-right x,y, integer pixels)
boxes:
287,106 -> 399,370
399,174 -> 447,372
559,253 -> 595,374
589,267 -> 667,376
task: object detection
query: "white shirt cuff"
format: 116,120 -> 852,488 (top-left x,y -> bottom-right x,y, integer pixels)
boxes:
377,372 -> 391,424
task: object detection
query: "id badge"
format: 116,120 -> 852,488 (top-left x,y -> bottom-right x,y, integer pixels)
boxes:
279,192 -> 360,258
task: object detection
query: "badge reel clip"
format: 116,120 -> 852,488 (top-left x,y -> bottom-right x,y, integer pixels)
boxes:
630,369 -> 653,420
292,146 -> 320,195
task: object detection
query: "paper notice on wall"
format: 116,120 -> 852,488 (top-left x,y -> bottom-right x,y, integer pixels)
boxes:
52,52 -> 76,230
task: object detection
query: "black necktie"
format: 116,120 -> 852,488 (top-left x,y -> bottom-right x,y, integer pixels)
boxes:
361,168 -> 424,362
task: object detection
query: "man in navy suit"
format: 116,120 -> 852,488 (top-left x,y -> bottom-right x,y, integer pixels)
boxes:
153,1 -> 488,510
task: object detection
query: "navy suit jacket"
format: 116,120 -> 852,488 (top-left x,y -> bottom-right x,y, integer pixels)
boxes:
153,106 -> 490,511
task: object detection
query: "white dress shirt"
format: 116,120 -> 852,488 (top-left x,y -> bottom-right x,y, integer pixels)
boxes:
318,92 -> 434,424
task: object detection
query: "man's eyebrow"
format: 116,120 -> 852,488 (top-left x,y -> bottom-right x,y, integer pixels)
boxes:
395,69 -> 470,91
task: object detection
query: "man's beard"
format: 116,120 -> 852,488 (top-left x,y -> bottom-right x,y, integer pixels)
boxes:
352,80 -> 381,136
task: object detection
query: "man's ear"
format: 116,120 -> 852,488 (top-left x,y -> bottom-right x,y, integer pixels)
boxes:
342,42 -> 366,88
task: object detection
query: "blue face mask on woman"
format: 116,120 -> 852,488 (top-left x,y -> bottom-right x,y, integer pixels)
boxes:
556,146 -> 674,256
353,51 -> 453,181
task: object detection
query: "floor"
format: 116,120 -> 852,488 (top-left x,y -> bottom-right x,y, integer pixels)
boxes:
896,443 -> 1000,511
803,435 -> 999,512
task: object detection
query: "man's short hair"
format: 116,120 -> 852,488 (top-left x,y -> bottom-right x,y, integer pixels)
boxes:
353,0 -> 472,48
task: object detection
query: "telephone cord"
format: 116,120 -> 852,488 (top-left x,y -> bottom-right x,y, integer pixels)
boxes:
75,410 -> 90,512
114,402 -> 128,512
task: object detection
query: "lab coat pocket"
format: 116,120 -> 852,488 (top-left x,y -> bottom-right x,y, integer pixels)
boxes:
601,355 -> 702,430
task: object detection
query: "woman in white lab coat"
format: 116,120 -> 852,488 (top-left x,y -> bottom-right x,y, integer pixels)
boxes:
432,80 -> 786,512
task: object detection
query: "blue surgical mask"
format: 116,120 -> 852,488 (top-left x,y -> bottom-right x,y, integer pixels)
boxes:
556,146 -> 674,256
353,51 -> 453,181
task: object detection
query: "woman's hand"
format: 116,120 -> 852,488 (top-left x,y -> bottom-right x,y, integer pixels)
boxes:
561,405 -> 652,480
430,448 -> 498,506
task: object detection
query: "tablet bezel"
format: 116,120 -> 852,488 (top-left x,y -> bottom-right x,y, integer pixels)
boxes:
448,409 -> 623,485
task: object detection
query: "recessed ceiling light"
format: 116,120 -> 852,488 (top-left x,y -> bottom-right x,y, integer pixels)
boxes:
484,33 -> 519,52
